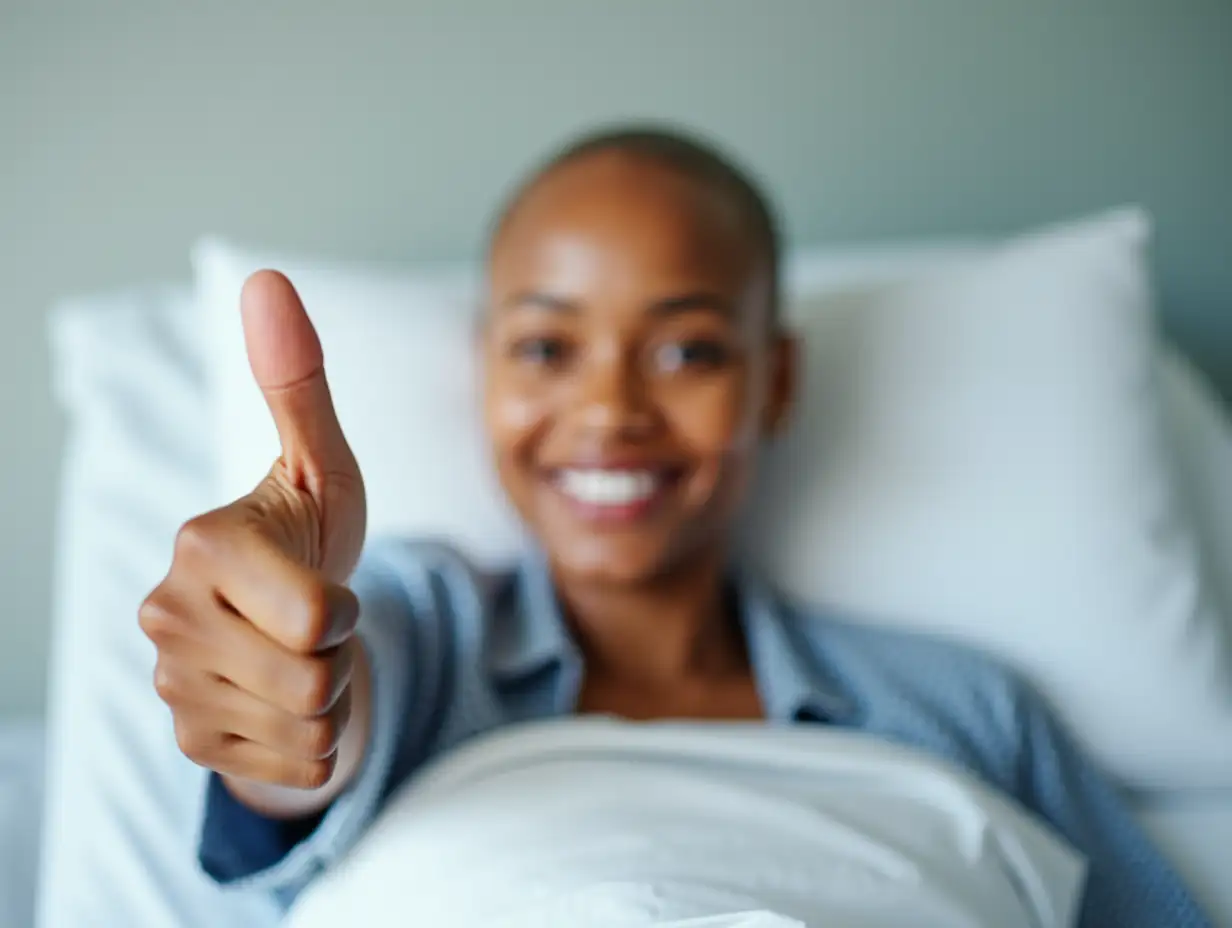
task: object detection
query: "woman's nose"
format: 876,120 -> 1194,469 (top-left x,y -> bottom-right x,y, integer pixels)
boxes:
575,349 -> 656,437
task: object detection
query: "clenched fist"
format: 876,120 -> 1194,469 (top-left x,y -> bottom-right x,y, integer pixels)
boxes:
140,270 -> 370,816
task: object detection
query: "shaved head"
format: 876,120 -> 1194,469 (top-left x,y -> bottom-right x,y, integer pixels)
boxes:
490,125 -> 782,323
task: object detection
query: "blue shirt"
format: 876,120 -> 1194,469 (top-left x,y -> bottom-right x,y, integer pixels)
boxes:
199,539 -> 1210,927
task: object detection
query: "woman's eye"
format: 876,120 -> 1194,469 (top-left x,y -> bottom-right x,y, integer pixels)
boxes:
511,336 -> 569,366
654,339 -> 730,372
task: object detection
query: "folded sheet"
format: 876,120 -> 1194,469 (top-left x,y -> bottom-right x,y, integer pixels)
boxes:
287,719 -> 1086,928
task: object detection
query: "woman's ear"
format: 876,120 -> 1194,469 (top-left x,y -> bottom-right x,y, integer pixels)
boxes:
763,330 -> 798,437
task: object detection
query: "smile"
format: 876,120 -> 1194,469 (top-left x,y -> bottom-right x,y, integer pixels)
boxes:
556,468 -> 662,506
547,466 -> 684,524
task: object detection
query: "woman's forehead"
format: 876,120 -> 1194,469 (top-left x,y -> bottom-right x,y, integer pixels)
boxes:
487,153 -> 763,297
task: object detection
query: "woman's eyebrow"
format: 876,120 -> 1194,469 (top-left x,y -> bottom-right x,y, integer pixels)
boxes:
649,292 -> 734,318
502,292 -> 581,313
499,290 -> 733,317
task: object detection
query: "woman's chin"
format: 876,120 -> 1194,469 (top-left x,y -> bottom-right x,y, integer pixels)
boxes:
546,535 -> 677,587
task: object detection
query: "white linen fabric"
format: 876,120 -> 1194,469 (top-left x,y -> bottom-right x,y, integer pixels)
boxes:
198,209 -> 1232,789
285,718 -> 1088,928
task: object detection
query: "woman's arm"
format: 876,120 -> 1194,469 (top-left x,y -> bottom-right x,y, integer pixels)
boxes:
1012,686 -> 1212,928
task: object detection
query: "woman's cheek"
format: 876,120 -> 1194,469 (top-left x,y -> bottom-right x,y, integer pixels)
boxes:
669,375 -> 758,455
488,384 -> 552,452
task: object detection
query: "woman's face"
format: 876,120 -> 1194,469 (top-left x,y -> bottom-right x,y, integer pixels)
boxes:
482,152 -> 794,585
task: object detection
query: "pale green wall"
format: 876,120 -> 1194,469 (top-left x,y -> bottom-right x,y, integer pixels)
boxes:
1,0 -> 1229,714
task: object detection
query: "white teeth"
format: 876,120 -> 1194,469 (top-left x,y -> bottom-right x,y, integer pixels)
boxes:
558,469 -> 660,506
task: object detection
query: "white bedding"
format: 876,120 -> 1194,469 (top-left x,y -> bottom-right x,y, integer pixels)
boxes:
0,720 -> 44,928
8,717 -> 1231,927
287,719 -> 1088,928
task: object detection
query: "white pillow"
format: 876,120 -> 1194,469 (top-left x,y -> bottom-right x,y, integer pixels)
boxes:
743,209 -> 1232,790
39,288 -> 280,928
197,210 -> 1232,791
198,238 -> 978,551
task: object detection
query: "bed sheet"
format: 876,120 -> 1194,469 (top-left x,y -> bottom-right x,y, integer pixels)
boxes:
0,720 -> 44,928
9,714 -> 1229,928
1134,793 -> 1232,928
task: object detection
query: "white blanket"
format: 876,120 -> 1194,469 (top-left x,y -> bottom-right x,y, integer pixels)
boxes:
287,719 -> 1087,928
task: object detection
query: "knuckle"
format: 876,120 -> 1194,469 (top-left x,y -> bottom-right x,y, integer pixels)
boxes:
138,593 -> 181,645
172,518 -> 205,562
329,642 -> 357,688
331,680 -> 354,732
333,586 -> 360,636
173,719 -> 216,765
152,659 -> 186,705
293,757 -> 335,791
295,657 -> 335,715
173,513 -> 221,565
293,584 -> 332,653
298,717 -> 338,759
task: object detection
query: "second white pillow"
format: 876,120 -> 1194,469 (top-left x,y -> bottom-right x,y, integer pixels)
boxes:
743,209 -> 1232,790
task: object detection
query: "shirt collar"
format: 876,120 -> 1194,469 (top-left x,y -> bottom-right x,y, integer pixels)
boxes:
486,552 -> 856,724
486,545 -> 578,680
734,567 -> 857,724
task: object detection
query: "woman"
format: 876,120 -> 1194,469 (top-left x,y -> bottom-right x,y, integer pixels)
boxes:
141,127 -> 1208,925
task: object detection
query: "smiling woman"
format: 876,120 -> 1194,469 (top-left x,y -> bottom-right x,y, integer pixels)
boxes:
477,131 -> 795,708
481,131 -> 791,595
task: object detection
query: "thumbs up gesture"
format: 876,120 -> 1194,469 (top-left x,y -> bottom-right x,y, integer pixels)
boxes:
141,271 -> 371,810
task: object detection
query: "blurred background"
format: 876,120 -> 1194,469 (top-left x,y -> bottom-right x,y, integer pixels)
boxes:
1,0 -> 1230,718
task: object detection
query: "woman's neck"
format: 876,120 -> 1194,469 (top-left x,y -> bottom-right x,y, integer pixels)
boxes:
551,552 -> 749,686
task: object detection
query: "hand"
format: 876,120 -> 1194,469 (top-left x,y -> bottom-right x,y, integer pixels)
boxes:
140,270 -> 370,811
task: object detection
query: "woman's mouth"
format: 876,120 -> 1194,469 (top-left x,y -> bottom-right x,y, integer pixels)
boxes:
550,467 -> 677,522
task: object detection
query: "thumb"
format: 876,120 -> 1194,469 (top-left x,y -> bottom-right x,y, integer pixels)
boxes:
240,270 -> 360,496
